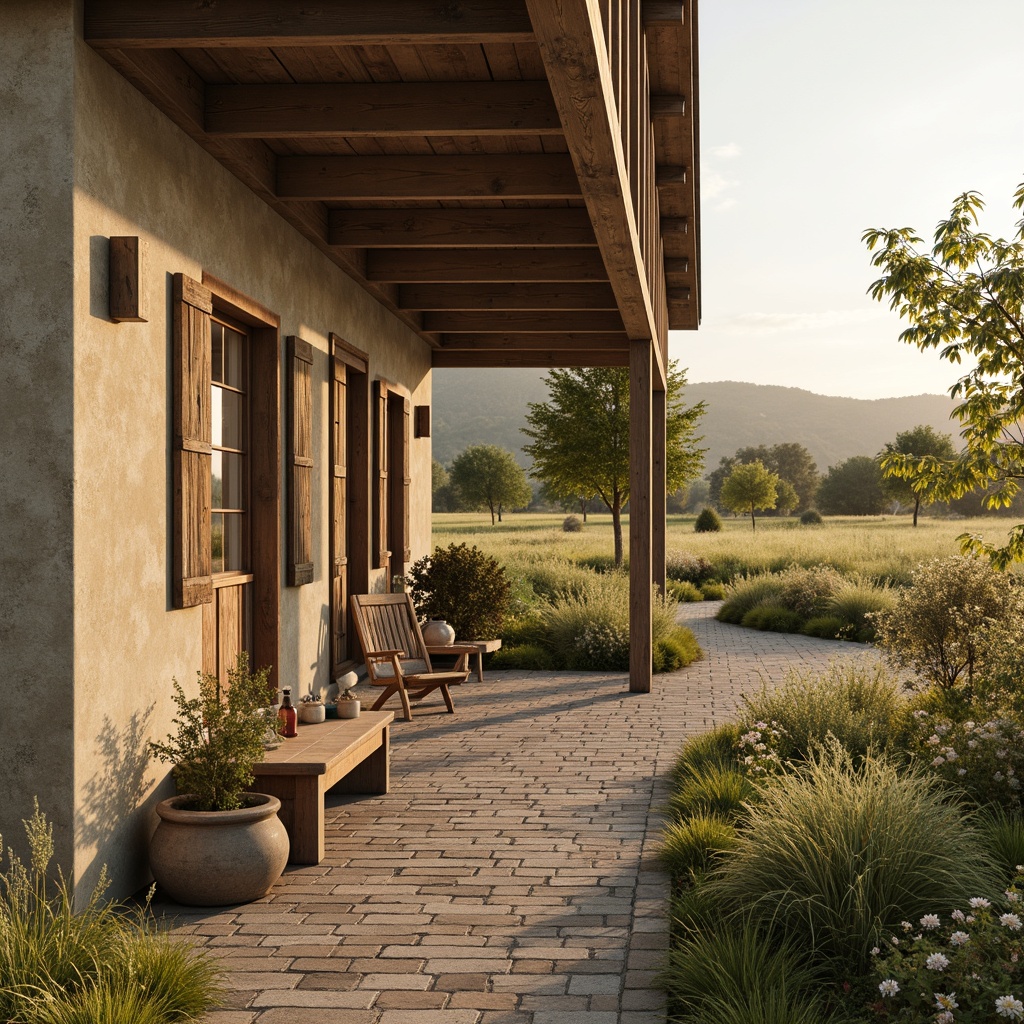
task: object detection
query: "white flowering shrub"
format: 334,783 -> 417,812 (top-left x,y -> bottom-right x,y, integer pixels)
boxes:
572,621 -> 631,670
868,872 -> 1024,1022
873,556 -> 1024,702
736,720 -> 786,775
908,710 -> 1024,811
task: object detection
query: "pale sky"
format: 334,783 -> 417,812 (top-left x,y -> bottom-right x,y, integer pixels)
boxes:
671,0 -> 1024,399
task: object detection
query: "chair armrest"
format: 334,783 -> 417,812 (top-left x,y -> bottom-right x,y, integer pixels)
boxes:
366,649 -> 404,659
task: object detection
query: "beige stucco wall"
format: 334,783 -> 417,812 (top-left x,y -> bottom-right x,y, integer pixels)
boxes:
1,2 -> 432,900
0,0 -> 78,877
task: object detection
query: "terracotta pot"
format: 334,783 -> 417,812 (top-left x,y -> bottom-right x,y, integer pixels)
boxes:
422,619 -> 456,645
150,794 -> 289,906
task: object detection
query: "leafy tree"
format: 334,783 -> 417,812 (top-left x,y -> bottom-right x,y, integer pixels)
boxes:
864,179 -> 1024,566
708,456 -> 737,509
449,444 -> 532,525
522,363 -> 705,566
879,425 -> 958,527
775,479 -> 799,515
816,456 -> 885,515
734,443 -> 820,511
432,458 -> 449,498
719,461 -> 778,531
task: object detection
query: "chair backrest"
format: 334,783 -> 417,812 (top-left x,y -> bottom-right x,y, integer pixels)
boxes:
350,593 -> 432,671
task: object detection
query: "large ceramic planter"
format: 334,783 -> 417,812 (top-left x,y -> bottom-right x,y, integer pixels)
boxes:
150,794 -> 289,906
422,619 -> 456,645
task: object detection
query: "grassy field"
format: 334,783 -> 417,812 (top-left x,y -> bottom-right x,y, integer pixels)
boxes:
432,512 -> 1018,585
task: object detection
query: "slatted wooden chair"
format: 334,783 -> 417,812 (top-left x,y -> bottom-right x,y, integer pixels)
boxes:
349,593 -> 477,721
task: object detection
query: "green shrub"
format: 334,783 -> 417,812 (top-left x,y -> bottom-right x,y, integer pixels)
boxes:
499,610 -> 546,648
653,627 -> 703,673
700,581 -> 727,600
873,555 -> 1023,700
660,814 -> 738,879
660,921 -> 833,1024
738,661 -> 907,766
488,643 -> 555,671
670,723 -> 743,788
717,575 -> 785,624
740,604 -> 804,633
695,507 -> 722,532
561,514 -> 582,532
666,550 -> 716,583
799,615 -> 848,640
776,563 -> 847,618
710,744 -> 999,972
406,543 -> 512,639
666,764 -> 758,822
576,553 -> 619,574
828,579 -> 895,640
667,579 -> 703,602
519,559 -> 600,602
800,508 -> 823,525
0,804 -> 221,1024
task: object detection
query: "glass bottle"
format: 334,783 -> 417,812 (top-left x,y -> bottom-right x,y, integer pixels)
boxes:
278,688 -> 297,738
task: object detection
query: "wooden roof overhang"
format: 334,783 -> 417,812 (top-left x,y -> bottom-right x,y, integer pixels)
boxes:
84,0 -> 700,388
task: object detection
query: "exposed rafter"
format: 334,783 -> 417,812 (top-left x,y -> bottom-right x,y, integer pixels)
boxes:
206,82 -> 561,138
276,154 -> 582,201
438,333 -> 627,350
366,249 -> 608,284
424,311 -> 625,333
329,209 -> 596,249
433,349 -> 629,368
396,283 -> 618,310
85,0 -> 535,48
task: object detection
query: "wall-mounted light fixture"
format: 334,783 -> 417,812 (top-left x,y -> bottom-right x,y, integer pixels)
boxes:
108,236 -> 147,322
414,405 -> 430,438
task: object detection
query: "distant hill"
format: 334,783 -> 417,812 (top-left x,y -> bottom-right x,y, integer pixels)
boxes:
431,369 -> 961,476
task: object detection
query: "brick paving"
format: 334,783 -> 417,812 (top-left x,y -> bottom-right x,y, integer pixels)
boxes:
164,602 -> 878,1023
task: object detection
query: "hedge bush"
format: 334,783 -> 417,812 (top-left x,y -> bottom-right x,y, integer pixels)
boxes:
694,507 -> 722,532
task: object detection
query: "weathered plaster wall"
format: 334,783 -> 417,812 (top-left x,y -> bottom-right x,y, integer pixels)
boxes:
68,32 -> 432,897
0,1 -> 77,875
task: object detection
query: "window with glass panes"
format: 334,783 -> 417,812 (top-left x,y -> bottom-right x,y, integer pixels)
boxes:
210,318 -> 249,574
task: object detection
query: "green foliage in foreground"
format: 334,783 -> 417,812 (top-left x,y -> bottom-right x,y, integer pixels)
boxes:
0,804 -> 221,1024
866,179 -> 1024,567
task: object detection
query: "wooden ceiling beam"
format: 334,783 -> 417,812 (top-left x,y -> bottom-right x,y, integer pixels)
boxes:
397,282 -> 618,310
206,81 -> 561,138
85,0 -> 535,48
525,0 -> 666,388
424,311 -> 625,333
438,333 -> 627,350
367,249 -> 609,283
643,2 -> 685,27
329,208 -> 596,249
433,349 -> 629,368
277,154 -> 582,201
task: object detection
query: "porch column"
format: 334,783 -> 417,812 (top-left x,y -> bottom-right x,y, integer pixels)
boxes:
629,341 -> 653,694
652,385 -> 667,597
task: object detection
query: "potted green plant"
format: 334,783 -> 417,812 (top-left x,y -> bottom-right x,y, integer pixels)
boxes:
149,652 -> 289,906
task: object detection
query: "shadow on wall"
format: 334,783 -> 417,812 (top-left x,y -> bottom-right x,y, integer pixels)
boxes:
75,707 -> 157,898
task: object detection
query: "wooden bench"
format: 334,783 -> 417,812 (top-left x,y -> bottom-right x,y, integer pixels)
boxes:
247,711 -> 393,865
427,638 -> 502,682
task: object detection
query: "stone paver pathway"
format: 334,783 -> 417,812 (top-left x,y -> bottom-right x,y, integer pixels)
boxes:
166,603 -> 878,1024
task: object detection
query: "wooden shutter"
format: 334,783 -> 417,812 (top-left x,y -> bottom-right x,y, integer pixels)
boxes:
172,273 -> 213,608
372,380 -> 390,571
330,355 -> 348,670
287,336 -> 314,586
402,398 -> 412,563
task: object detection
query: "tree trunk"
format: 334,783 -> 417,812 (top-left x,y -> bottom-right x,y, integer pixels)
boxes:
913,496 -> 920,527
612,503 -> 623,567
750,503 -> 757,532
579,497 -> 587,522
488,501 -> 496,526
497,503 -> 503,523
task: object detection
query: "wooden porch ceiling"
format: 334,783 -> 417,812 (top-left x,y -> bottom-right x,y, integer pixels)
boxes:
85,0 -> 700,377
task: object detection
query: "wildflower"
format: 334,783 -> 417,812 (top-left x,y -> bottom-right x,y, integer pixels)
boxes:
932,756 -> 947,767
934,993 -> 959,1011
936,1013 -> 954,1024
754,721 -> 768,730
969,897 -> 992,909
890,936 -> 899,946
901,920 -> 913,932
1001,913 -> 1023,931
928,734 -> 941,745
926,952 -> 950,971
958,768 -> 967,776
951,909 -> 966,922
870,946 -> 880,956
944,748 -> 958,761
913,709 -> 929,718
995,994 -> 1024,1019
878,979 -> 900,997
950,931 -> 970,946
1008,891 -> 1021,903
920,914 -> 941,930
996,771 -> 1006,781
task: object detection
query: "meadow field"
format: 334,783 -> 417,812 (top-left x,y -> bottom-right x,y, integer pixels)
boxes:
432,512 -> 1018,585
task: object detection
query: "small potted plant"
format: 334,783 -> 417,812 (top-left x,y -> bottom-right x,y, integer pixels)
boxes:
337,684 -> 360,719
298,692 -> 326,724
148,652 -> 289,906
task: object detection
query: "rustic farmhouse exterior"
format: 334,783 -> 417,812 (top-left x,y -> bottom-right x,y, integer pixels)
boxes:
0,0 -> 700,899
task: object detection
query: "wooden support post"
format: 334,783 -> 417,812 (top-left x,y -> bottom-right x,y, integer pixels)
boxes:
629,341 -> 653,694
653,386 -> 667,597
